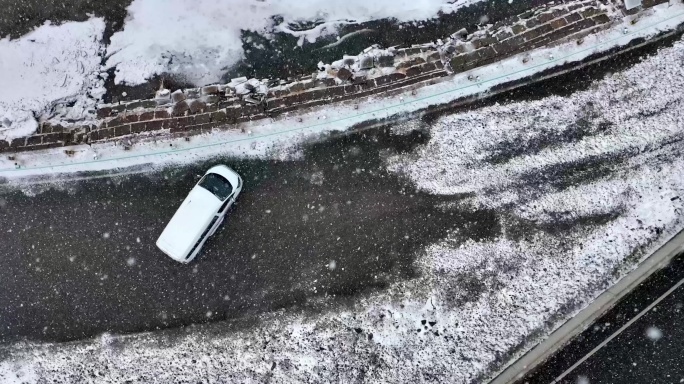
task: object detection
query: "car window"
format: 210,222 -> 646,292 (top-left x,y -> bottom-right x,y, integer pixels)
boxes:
198,173 -> 233,200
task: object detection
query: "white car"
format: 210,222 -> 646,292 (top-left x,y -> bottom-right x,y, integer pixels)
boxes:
156,165 -> 243,263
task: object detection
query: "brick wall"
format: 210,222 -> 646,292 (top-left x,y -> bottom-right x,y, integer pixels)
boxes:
446,1 -> 616,72
0,0 -> 672,154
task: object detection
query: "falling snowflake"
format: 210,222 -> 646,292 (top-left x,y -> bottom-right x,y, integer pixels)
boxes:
310,171 -> 324,186
102,232 -> 110,239
126,257 -> 136,266
645,326 -> 663,341
577,376 -> 590,384
328,260 -> 337,270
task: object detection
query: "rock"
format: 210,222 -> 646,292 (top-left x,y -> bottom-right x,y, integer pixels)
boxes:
185,88 -> 200,98
155,97 -> 172,106
244,96 -> 262,105
288,82 -> 305,93
201,85 -> 219,95
203,95 -> 220,104
450,28 -> 468,40
358,55 -> 374,70
172,100 -> 189,116
352,75 -> 367,85
343,56 -> 356,66
336,68 -> 353,81
256,84 -> 269,95
171,90 -> 186,103
396,57 -> 426,69
230,76 -> 248,85
189,99 -> 206,114
300,79 -> 315,90
363,44 -> 380,53
375,55 -> 395,67
156,89 -> 170,98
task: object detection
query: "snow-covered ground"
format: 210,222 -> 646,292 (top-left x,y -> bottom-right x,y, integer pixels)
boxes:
0,19 -> 105,141
105,0 -> 477,85
2,19 -> 684,384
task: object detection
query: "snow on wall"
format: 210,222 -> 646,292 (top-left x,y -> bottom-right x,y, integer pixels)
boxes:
105,0 -> 477,86
0,19 -> 106,143
2,26 -> 684,384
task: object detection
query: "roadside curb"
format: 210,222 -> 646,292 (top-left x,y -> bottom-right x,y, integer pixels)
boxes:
488,228 -> 684,384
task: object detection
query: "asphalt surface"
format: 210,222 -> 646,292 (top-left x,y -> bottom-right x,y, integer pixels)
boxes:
520,252 -> 684,384
0,127 -> 501,343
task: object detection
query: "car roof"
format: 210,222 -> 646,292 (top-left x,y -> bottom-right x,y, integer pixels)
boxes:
207,165 -> 241,189
156,186 -> 222,262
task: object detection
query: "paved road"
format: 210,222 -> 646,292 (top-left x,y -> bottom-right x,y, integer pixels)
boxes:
519,252 -> 684,384
0,127 -> 500,342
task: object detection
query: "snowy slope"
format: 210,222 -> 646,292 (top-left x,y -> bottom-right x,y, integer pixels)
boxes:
1,31 -> 684,384
0,19 -> 105,142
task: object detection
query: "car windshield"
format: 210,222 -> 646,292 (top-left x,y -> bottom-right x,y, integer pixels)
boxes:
198,173 -> 233,200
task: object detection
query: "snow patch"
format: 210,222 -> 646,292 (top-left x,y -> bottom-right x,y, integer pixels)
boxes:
0,19 -> 105,142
